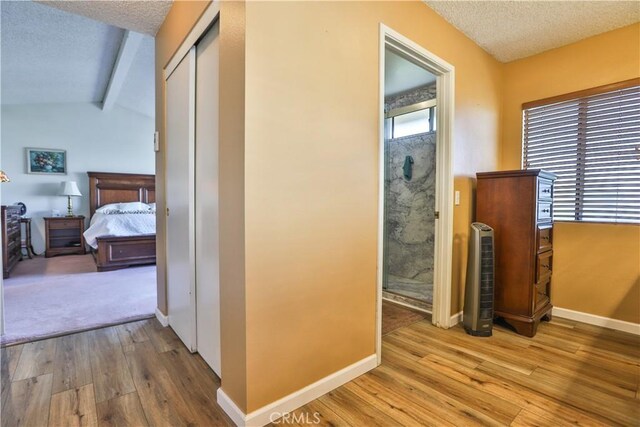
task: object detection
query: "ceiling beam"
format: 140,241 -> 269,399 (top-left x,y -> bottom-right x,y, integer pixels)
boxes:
102,30 -> 144,111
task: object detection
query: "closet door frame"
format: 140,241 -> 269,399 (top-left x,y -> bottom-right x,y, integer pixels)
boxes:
162,3 -> 221,359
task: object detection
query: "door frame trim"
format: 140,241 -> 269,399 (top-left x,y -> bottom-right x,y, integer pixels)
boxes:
377,24 -> 455,363
161,1 -> 220,353
164,3 -> 221,78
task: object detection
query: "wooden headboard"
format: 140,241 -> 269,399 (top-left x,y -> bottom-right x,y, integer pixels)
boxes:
88,172 -> 156,217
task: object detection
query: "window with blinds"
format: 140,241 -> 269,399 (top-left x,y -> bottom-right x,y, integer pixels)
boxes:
523,81 -> 640,224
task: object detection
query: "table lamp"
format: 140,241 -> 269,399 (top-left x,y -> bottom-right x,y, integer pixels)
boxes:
59,181 -> 82,217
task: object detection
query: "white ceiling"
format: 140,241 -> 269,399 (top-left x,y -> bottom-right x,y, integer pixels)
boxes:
385,49 -> 436,97
424,1 -> 640,63
37,0 -> 172,36
1,1 -> 156,117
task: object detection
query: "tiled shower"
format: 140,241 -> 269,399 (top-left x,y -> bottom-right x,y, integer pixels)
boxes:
383,83 -> 436,308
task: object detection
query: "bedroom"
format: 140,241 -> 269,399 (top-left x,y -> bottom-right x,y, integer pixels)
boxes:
0,1 -> 159,345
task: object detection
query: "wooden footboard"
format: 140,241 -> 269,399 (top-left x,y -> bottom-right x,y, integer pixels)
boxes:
95,235 -> 156,272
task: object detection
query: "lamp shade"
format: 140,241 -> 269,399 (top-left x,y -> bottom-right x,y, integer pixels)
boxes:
0,170 -> 10,183
59,181 -> 82,197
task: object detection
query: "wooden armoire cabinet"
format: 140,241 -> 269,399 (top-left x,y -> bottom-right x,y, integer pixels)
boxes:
476,169 -> 556,337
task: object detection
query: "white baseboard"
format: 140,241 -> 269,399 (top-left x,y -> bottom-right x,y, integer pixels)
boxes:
553,307 -> 640,335
450,311 -> 462,326
155,308 -> 169,327
217,354 -> 378,427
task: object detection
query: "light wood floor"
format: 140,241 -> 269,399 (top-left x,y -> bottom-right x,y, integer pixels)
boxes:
1,319 -> 234,426
2,306 -> 639,426
292,305 -> 640,427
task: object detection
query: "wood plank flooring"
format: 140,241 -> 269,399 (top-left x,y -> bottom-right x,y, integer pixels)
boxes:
1,319 -> 234,427
2,305 -> 639,427
290,304 -> 640,427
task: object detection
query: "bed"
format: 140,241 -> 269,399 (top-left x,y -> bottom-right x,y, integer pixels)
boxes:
86,172 -> 156,272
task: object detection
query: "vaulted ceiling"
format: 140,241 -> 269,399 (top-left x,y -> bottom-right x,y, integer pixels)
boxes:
0,1 -> 167,118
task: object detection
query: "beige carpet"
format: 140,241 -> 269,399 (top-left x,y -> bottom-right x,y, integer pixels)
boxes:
2,255 -> 156,345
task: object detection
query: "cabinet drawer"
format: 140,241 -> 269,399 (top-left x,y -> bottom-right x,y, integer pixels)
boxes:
538,179 -> 553,200
7,237 -> 20,251
48,220 -> 82,230
535,277 -> 551,311
536,251 -> 553,282
8,227 -> 20,239
537,202 -> 552,222
537,225 -> 553,252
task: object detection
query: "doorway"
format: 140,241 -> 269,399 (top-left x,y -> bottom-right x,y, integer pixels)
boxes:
382,49 -> 438,312
0,1 -> 158,345
377,25 -> 455,361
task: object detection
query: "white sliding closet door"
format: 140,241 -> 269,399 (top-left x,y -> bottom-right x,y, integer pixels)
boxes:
165,48 -> 197,352
195,23 -> 222,376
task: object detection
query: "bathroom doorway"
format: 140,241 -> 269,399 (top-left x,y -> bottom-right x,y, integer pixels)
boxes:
382,48 -> 438,312
376,25 -> 455,361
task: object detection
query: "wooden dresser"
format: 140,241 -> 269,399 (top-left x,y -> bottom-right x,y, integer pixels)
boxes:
2,205 -> 21,278
476,169 -> 556,337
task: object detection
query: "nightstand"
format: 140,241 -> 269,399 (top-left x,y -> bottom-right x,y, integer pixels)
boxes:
44,216 -> 86,258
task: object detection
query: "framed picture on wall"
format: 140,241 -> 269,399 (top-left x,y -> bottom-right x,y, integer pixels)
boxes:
26,148 -> 67,175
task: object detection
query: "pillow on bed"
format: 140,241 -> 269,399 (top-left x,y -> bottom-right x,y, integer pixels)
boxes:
95,202 -> 151,213
147,203 -> 156,211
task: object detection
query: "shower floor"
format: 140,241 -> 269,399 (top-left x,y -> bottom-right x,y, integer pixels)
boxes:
385,274 -> 433,304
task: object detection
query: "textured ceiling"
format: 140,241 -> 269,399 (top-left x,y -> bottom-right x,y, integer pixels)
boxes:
1,1 -> 155,117
385,49 -> 436,97
37,0 -> 172,36
423,1 -> 640,62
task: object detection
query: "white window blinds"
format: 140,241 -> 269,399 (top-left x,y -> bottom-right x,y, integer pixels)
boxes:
523,82 -> 640,224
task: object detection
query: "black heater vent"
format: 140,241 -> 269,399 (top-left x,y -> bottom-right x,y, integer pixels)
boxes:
479,236 -> 494,320
463,223 -> 495,337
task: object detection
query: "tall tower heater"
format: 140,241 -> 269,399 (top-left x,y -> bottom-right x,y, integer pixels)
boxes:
463,222 -> 495,336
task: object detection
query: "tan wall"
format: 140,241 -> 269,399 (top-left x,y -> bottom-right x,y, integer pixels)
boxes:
242,0 -> 501,412
553,223 -> 640,324
501,24 -> 640,323
217,0 -> 249,411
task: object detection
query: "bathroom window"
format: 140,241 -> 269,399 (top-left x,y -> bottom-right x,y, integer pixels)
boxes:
387,101 -> 436,139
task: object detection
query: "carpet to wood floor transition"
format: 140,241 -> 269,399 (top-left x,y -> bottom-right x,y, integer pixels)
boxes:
2,255 -> 156,345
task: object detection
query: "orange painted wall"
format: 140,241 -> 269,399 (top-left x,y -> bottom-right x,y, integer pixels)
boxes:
154,0 -> 502,413
501,23 -> 640,323
242,0 -> 501,411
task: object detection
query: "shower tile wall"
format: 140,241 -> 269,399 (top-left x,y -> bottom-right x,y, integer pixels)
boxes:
384,84 -> 436,303
385,84 -> 436,111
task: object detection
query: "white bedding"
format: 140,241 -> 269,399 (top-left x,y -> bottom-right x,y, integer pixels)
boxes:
84,211 -> 156,249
